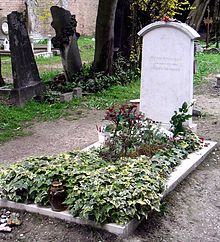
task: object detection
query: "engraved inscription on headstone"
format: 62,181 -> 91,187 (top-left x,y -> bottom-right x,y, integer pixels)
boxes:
150,56 -> 181,72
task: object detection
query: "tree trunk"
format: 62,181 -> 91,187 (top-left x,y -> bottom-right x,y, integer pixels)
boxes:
186,0 -> 211,31
94,0 -> 118,74
114,0 -> 131,59
213,0 -> 220,47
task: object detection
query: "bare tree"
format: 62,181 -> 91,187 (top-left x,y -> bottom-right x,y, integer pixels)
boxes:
186,0 -> 211,31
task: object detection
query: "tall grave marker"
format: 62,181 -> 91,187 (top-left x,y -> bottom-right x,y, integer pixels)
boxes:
7,11 -> 45,106
138,21 -> 200,128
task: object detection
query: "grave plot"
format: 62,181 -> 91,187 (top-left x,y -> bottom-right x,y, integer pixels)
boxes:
0,20 -> 217,237
0,140 -> 217,236
0,102 -> 217,236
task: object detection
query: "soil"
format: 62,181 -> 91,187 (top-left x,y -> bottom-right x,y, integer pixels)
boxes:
0,75 -> 219,242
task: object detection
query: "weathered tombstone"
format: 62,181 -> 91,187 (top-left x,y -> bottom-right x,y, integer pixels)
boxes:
204,7 -> 213,49
138,21 -> 200,128
50,6 -> 82,82
3,38 -> 10,51
47,34 -> 52,53
25,0 -> 38,35
0,55 -> 5,87
7,11 -> 45,106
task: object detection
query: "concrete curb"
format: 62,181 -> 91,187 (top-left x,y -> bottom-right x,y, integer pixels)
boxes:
0,141 -> 217,236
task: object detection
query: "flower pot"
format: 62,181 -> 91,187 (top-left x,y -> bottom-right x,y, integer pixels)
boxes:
98,131 -> 110,143
48,181 -> 67,212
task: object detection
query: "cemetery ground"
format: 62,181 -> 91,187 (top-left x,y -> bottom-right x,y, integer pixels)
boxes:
0,49 -> 219,240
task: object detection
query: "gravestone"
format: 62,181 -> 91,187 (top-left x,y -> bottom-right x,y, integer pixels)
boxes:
0,56 -> 5,87
50,6 -> 82,82
138,21 -> 200,128
7,11 -> 45,106
25,0 -> 38,35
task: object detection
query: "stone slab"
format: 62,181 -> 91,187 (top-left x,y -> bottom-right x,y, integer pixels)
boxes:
10,82 -> 45,106
216,74 -> 220,87
162,140 -> 217,197
60,92 -> 73,102
34,52 -> 53,58
0,199 -> 139,236
0,141 -> 217,236
73,87 -> 82,98
138,21 -> 200,127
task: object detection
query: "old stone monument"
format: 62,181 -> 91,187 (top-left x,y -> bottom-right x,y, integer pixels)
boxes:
138,21 -> 200,128
25,0 -> 38,35
50,6 -> 82,82
7,11 -> 45,106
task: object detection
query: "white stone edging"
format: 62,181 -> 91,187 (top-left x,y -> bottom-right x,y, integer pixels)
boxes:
0,141 -> 217,236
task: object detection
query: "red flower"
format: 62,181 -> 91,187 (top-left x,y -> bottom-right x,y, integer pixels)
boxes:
200,137 -> 205,143
162,16 -> 170,23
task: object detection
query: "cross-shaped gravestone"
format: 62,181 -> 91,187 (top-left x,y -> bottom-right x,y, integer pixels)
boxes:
204,7 -> 213,48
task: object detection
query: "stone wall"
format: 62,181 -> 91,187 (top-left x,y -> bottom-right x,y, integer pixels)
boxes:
0,0 -> 25,18
0,0 -> 98,37
69,0 -> 98,36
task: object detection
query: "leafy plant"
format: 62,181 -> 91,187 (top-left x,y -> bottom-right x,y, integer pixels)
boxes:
99,104 -> 168,161
45,55 -> 140,94
170,102 -> 192,137
0,120 -> 203,225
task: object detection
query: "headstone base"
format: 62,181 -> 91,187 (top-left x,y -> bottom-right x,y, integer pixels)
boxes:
189,123 -> 197,133
10,82 -> 45,106
60,92 -> 73,102
130,99 -> 140,112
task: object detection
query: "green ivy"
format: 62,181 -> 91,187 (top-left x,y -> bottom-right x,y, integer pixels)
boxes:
45,55 -> 140,94
170,102 -> 192,137
0,130 -> 203,225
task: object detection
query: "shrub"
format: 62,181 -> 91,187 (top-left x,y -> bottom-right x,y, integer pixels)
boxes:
45,55 -> 140,94
170,102 -> 192,137
98,104 -> 168,162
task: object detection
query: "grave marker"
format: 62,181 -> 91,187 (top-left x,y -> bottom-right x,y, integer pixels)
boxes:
138,21 -> 200,128
7,11 -> 45,106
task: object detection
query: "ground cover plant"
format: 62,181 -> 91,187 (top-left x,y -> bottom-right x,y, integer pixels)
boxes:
0,104 -> 204,225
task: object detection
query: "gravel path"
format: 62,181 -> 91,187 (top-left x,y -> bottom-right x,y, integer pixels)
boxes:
0,76 -> 219,242
0,110 -> 105,165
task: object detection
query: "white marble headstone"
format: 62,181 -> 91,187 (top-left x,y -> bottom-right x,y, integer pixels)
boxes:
138,21 -> 200,127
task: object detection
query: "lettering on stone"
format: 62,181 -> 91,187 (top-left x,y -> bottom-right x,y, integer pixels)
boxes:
149,56 -> 181,72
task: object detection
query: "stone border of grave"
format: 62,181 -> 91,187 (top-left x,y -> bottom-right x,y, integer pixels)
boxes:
0,140 -> 217,237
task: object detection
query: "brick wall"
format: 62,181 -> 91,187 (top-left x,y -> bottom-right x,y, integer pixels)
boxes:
0,0 -> 25,18
69,0 -> 99,36
0,0 -> 98,37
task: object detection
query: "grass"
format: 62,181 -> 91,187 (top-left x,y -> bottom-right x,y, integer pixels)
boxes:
0,79 -> 140,143
82,80 -> 140,109
0,48 -> 219,143
1,36 -> 95,80
194,52 -> 220,85
78,36 -> 95,63
0,100 -> 81,143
